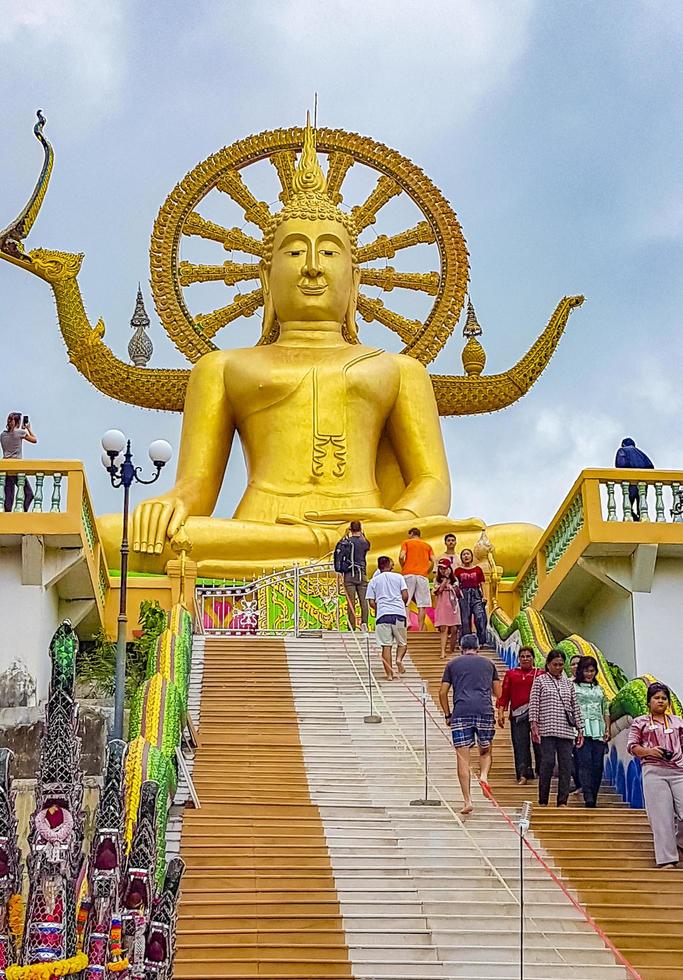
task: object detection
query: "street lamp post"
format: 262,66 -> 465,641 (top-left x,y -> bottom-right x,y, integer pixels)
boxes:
101,430 -> 173,740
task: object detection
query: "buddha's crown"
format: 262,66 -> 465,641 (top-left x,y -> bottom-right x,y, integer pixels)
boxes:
262,114 -> 358,264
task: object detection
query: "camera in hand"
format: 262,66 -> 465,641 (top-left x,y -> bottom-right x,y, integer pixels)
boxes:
22,416 -> 29,426
660,748 -> 674,761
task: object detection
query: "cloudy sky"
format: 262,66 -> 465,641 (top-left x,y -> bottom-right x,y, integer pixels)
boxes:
1,0 -> 681,533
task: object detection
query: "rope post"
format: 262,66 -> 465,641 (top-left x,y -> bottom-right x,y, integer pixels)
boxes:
410,682 -> 441,806
363,635 -> 382,724
518,800 -> 532,980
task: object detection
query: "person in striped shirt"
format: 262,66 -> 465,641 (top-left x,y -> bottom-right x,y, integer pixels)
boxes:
529,649 -> 584,806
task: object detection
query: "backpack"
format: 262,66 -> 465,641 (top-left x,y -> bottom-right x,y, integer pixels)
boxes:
333,537 -> 354,574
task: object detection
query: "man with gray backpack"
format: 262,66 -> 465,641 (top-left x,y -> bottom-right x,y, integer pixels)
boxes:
334,521 -> 371,630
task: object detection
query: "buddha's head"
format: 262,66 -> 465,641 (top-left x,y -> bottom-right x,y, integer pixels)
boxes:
260,118 -> 360,343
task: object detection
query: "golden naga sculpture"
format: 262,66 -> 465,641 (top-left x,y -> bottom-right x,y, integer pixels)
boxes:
1,112 -> 584,577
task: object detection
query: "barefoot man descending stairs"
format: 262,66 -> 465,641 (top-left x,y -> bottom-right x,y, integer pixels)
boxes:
366,555 -> 409,680
440,633 -> 501,813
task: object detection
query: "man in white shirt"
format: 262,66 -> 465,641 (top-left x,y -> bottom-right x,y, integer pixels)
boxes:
366,556 -> 409,680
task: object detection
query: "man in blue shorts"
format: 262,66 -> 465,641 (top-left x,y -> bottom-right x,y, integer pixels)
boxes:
439,633 -> 501,813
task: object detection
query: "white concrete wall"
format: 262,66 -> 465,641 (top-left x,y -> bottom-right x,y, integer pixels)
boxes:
0,547 -> 59,703
581,580 -> 637,679
633,558 -> 683,694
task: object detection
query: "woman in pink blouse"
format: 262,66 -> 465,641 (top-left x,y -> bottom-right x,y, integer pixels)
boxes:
628,682 -> 683,868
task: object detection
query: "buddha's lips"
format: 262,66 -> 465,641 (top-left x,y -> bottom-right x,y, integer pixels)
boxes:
298,283 -> 327,295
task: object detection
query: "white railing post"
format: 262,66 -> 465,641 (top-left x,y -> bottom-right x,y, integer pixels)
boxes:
294,564 -> 301,637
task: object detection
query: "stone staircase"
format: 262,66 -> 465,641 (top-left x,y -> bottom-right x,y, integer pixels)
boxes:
408,632 -> 683,980
173,631 -> 631,978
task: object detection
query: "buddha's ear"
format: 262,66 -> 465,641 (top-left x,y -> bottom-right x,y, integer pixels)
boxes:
344,266 -> 361,343
258,260 -> 278,344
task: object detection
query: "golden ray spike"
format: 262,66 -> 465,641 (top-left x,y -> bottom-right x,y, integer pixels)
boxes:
357,221 -> 435,263
178,260 -> 259,287
356,294 -> 421,344
193,288 -> 264,339
270,150 -> 297,203
183,212 -> 263,256
360,267 -> 440,296
352,176 -> 402,233
325,151 -> 354,205
215,171 -> 272,232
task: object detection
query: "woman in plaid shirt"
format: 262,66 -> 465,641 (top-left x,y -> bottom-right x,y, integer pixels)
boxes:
530,649 -> 584,806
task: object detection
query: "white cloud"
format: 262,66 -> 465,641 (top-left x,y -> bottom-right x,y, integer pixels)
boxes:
0,0 -> 126,112
450,404 -> 621,528
209,0 -> 536,138
629,356 -> 683,419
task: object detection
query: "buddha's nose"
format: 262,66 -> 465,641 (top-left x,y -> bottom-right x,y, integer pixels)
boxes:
302,245 -> 321,277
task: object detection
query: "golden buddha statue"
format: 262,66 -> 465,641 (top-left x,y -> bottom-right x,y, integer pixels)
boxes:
0,113 -> 584,578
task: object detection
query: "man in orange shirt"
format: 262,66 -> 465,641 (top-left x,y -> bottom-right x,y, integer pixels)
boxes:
398,528 -> 435,631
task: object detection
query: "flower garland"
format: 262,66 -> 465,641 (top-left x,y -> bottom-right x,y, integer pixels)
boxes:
8,893 -> 24,939
106,913 -> 129,972
34,808 -> 73,844
6,951 -> 88,979
107,957 -> 129,973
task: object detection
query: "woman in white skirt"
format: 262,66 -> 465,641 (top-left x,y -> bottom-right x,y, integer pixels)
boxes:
628,682 -> 683,868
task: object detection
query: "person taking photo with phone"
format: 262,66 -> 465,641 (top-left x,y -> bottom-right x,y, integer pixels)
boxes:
628,683 -> 683,868
1,412 -> 37,511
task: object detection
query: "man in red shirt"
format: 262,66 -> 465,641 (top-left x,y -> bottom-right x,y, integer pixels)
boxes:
496,646 -> 543,784
453,548 -> 487,646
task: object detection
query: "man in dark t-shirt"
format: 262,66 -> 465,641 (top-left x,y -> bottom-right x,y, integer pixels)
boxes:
342,521 -> 371,630
439,633 -> 501,814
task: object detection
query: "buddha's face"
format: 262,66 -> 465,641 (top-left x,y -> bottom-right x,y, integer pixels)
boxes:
263,218 -> 359,325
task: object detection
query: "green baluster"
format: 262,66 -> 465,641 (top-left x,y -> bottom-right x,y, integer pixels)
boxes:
51,473 -> 63,512
14,474 -> 25,512
562,513 -> 570,549
605,482 -> 617,520
33,473 -> 44,513
672,482 -> 683,523
638,482 -> 650,522
654,482 -> 665,522
621,482 -> 633,521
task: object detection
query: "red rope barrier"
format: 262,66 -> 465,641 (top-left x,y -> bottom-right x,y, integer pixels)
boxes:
395,671 -> 643,980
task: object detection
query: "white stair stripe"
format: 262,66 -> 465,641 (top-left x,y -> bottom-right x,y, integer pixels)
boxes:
286,633 -> 627,980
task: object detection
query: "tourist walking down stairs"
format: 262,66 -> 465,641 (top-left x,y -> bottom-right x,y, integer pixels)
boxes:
496,646 -> 542,785
628,682 -> 683,868
573,655 -> 610,808
453,549 -> 488,647
433,560 -> 461,659
366,556 -> 409,681
530,649 -> 584,807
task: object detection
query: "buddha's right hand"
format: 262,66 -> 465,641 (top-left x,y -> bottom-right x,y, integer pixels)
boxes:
132,495 -> 188,555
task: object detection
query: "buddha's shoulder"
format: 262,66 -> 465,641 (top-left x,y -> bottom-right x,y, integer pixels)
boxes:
192,347 -> 262,373
379,349 -> 431,380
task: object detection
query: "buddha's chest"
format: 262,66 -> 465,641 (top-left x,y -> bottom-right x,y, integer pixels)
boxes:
227,348 -> 397,425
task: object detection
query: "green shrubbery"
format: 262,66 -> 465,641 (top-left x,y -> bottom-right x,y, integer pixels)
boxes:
76,599 -> 167,702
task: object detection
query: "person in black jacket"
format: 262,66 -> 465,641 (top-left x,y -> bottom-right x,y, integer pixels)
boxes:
615,438 -> 653,521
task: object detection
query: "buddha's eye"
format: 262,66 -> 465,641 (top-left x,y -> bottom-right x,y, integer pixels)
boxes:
286,249 -> 304,257
320,249 -> 338,257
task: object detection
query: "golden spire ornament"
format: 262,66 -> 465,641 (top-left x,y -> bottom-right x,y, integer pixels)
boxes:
461,299 -> 487,376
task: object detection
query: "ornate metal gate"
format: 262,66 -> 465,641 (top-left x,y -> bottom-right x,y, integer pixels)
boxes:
197,561 -> 349,635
